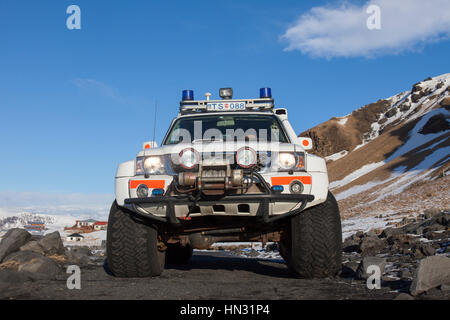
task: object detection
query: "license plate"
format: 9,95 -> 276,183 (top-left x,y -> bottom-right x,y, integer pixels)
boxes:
207,101 -> 246,111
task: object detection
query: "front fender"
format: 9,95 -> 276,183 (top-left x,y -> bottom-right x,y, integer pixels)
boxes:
115,160 -> 135,206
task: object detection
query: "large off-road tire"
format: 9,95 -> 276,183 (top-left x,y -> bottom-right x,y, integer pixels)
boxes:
166,244 -> 193,264
279,192 -> 342,278
106,201 -> 165,277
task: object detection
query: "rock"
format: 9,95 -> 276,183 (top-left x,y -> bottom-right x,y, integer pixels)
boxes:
410,256 -> 450,296
399,269 -> 412,279
385,108 -> 397,118
440,283 -> 450,292
38,231 -> 65,256
17,255 -> 62,280
423,208 -> 442,218
3,250 -> 45,267
394,293 -> 414,300
399,103 -> 411,112
380,227 -> 402,238
412,84 -> 423,92
0,229 -> 32,262
342,238 -> 360,253
356,256 -> 387,280
0,269 -> 30,292
420,244 -> 435,256
359,237 -> 386,256
20,241 -> 45,255
66,247 -> 92,266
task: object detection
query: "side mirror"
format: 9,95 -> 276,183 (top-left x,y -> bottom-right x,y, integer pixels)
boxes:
143,141 -> 158,150
299,137 -> 313,150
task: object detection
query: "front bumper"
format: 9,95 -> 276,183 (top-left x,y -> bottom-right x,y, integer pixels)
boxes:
124,192 -> 315,225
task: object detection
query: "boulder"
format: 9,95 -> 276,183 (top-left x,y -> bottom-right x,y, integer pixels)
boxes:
423,208 -> 442,219
3,250 -> 44,266
356,256 -> 387,280
17,255 -> 62,280
419,244 -> 435,257
359,237 -> 386,256
66,247 -> 92,266
3,250 -> 62,280
385,108 -> 397,118
380,227 -> 402,238
0,229 -> 32,262
411,92 -> 424,103
20,241 -> 45,255
410,256 -> 450,296
38,231 -> 65,256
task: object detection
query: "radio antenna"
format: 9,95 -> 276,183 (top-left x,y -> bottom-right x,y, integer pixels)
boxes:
152,99 -> 158,145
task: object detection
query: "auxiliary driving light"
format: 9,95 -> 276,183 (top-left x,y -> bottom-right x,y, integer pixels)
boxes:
179,148 -> 200,169
219,88 -> 233,100
236,147 -> 257,168
136,184 -> 149,198
289,180 -> 304,194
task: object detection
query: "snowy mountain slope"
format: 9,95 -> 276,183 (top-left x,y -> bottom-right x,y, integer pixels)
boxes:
300,73 -> 450,220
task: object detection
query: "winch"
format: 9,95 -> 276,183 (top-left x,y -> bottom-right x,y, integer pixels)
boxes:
178,160 -> 244,195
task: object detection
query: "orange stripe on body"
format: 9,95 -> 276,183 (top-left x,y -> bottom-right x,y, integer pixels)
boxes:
129,180 -> 166,189
271,176 -> 312,186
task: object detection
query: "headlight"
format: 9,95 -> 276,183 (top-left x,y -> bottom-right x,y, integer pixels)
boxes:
277,153 -> 305,171
136,156 -> 165,175
179,148 -> 200,169
236,147 -> 257,168
278,153 -> 296,170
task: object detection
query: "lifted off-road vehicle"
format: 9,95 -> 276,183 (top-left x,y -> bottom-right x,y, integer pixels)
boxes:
107,88 -> 342,278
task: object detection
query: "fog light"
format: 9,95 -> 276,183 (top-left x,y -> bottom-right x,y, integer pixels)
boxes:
289,181 -> 304,194
136,184 -> 149,198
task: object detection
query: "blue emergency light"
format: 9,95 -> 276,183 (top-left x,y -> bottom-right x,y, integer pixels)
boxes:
260,87 -> 272,99
271,185 -> 284,193
152,188 -> 164,196
182,90 -> 194,101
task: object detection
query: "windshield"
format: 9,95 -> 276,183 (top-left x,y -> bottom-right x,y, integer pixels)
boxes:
164,114 -> 289,145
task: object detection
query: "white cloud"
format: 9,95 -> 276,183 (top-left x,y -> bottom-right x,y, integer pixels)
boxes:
0,191 -> 114,220
282,0 -> 450,58
73,78 -> 118,100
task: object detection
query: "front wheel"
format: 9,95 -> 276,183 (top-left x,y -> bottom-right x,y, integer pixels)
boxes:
279,192 -> 342,278
106,201 -> 165,277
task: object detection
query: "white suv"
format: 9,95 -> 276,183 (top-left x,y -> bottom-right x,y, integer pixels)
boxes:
107,88 -> 342,278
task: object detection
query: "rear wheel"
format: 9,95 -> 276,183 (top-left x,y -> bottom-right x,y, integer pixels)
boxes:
279,192 -> 342,278
106,201 -> 165,277
166,244 -> 193,264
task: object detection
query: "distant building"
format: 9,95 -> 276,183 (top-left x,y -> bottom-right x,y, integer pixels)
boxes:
28,221 -> 45,229
67,233 -> 84,242
24,221 -> 45,234
93,221 -> 108,231
65,219 -> 108,234
76,219 -> 97,228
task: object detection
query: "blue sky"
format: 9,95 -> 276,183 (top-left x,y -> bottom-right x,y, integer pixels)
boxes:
0,0 -> 449,198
